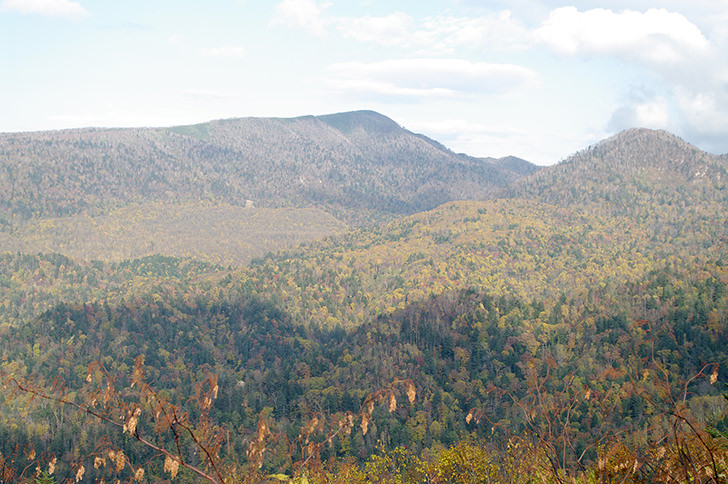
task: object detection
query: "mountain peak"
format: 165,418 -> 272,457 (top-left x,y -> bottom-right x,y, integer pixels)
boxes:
493,156 -> 541,176
0,110 -> 531,223
504,127 -> 727,213
596,127 -> 692,152
562,127 -> 717,175
316,110 -> 402,135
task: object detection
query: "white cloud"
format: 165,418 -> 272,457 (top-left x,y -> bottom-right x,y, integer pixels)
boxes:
607,97 -> 672,132
630,99 -> 671,127
270,0 -> 330,36
325,79 -> 459,99
270,3 -> 528,52
604,81 -> 728,154
533,6 -> 728,153
1,0 -> 88,18
413,11 -> 530,52
203,45 -> 247,60
335,12 -> 414,46
323,58 -> 539,99
180,89 -> 245,101
675,89 -> 728,139
534,7 -> 710,65
334,10 -> 528,52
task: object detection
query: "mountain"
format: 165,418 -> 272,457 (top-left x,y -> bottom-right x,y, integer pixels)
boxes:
0,110 -> 540,264
1,124 -> 728,482
484,155 -> 541,176
505,128 -> 727,209
0,111 -> 537,225
504,128 -> 728,248
223,128 -> 728,331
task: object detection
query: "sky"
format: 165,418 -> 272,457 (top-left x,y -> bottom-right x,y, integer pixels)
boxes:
1,1 -> 727,165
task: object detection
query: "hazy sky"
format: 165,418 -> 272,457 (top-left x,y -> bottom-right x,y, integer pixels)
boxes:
1,0 -> 727,165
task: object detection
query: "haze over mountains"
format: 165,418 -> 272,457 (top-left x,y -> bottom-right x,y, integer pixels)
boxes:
506,127 -> 728,210
1,111 -> 726,324
1,111 -> 728,482
0,110 -> 536,224
1,110 -> 726,266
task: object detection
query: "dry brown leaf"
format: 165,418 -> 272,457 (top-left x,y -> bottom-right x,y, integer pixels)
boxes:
388,393 -> 397,412
164,455 -> 179,479
361,413 -> 370,435
115,450 -> 125,472
75,465 -> 85,483
406,381 -> 416,404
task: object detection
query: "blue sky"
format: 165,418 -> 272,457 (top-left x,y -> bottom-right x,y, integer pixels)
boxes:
1,0 -> 727,165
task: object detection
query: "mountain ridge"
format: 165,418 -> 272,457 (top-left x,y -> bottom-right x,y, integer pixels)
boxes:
504,127 -> 727,210
0,111 -> 539,225
1,120 -> 728,482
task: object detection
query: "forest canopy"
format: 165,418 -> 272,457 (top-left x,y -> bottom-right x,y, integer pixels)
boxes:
1,125 -> 727,483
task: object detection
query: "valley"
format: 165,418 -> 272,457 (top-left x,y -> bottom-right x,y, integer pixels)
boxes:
1,112 -> 727,483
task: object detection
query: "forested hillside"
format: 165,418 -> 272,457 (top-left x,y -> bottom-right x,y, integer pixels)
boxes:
0,111 -> 536,264
505,128 -> 727,217
0,111 -> 533,224
0,203 -> 346,265
1,125 -> 728,483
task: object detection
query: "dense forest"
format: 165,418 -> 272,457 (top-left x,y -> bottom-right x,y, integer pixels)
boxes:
0,111 -> 534,225
1,122 -> 728,483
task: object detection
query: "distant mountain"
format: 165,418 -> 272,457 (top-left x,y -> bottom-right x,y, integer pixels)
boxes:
0,110 -> 536,224
2,122 -> 728,483
504,128 -> 728,247
505,128 -> 727,208
488,155 -> 541,176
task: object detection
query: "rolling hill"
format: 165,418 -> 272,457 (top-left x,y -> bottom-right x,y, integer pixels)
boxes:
504,127 -> 728,252
1,125 -> 726,330
1,121 -> 727,483
0,110 -> 539,264
0,110 -> 537,224
505,128 -> 728,212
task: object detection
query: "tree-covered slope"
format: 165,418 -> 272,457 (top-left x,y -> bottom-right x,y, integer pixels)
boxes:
503,128 -> 728,261
231,199 -> 657,329
4,126 -> 726,334
505,128 -> 728,213
1,126 -> 727,483
2,127 -> 724,337
0,111 -> 536,225
0,110 -> 541,264
2,243 -> 726,482
0,202 -> 346,266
